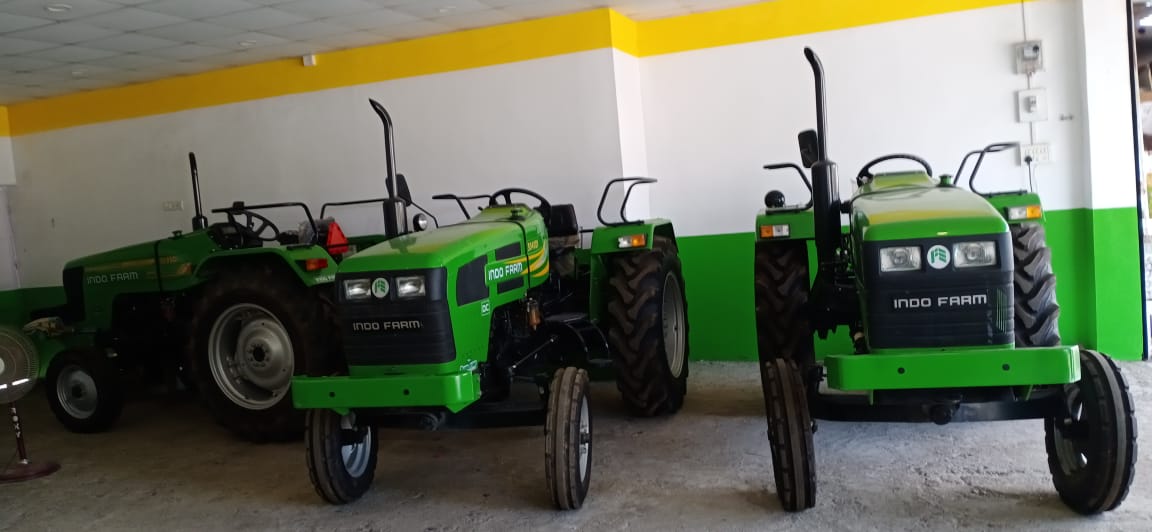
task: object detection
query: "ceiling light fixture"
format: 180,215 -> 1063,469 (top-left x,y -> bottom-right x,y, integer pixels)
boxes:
44,3 -> 72,13
70,69 -> 87,77
238,40 -> 257,47
437,6 -> 456,14
1142,14 -> 1152,27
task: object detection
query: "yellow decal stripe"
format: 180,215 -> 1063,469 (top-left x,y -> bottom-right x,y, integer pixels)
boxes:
86,256 -> 178,273
0,106 -> 9,136
636,0 -> 1030,57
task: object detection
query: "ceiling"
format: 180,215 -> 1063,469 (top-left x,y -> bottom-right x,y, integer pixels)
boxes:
0,0 -> 761,105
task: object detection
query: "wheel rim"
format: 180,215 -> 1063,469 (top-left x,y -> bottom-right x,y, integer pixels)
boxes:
578,393 -> 590,483
1053,385 -> 1090,475
56,364 -> 98,420
207,303 -> 294,410
339,412 -> 372,478
661,273 -> 687,379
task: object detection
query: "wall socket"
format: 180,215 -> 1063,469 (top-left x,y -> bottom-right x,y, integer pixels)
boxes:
1019,143 -> 1051,165
162,200 -> 184,212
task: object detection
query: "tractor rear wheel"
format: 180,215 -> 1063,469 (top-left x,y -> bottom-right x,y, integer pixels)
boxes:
306,409 -> 378,505
754,241 -> 815,366
762,358 -> 816,512
187,266 -> 326,442
1044,350 -> 1136,514
1011,223 -> 1060,347
44,349 -> 124,433
605,236 -> 689,417
545,367 -> 592,510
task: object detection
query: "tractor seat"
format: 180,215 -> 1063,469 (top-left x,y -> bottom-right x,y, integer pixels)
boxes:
298,218 -> 350,256
544,204 -> 579,239
544,204 -> 580,277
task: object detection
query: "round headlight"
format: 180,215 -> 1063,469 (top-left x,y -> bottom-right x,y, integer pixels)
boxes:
890,248 -> 910,266
412,213 -> 429,231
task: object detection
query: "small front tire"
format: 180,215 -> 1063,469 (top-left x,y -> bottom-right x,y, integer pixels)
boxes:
44,349 -> 124,434
305,409 -> 378,505
762,358 -> 816,512
546,367 -> 592,510
1044,350 -> 1137,515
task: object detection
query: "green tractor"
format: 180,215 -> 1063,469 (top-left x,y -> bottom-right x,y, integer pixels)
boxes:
292,102 -> 689,509
754,48 -> 1136,514
26,129 -> 425,441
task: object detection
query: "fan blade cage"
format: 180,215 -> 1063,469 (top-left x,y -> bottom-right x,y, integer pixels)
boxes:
0,326 -> 39,403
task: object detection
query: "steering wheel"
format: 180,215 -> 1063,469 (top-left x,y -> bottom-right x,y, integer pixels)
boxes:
489,187 -> 552,213
226,210 -> 281,242
856,154 -> 933,185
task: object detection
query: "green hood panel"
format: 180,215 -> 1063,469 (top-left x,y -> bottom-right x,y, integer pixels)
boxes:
852,174 -> 1007,241
339,207 -> 541,273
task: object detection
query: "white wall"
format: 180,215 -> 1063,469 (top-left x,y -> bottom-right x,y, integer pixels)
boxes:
10,49 -> 626,286
0,137 -> 14,186
641,1 -> 1088,237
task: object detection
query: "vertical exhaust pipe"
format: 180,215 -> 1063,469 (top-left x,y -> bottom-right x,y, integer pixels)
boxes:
369,99 -> 407,238
188,152 -> 208,231
803,48 -> 841,272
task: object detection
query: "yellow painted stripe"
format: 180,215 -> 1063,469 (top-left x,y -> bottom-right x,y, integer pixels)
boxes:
7,9 -> 615,136
5,1 -> 1026,135
636,0 -> 1029,57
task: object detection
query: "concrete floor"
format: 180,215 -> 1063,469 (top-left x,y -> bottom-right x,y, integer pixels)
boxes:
1,361 -> 1150,531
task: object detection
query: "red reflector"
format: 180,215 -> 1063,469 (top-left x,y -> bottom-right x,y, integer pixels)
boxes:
303,258 -> 328,271
326,221 -> 349,255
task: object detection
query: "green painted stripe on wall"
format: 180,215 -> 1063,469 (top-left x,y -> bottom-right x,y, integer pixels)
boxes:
677,207 -> 1146,362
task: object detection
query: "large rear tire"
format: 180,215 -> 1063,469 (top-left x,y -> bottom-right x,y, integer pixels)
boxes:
605,236 -> 689,417
187,266 -> 326,442
306,409 -> 378,505
762,358 -> 816,512
754,241 -> 815,366
545,367 -> 592,510
1044,350 -> 1137,514
44,349 -> 124,434
1011,223 -> 1060,347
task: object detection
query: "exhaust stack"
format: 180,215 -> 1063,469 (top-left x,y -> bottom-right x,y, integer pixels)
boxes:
803,48 -> 841,273
369,99 -> 408,238
188,152 -> 208,231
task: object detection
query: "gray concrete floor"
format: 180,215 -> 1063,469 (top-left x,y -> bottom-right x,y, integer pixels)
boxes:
1,360 -> 1150,531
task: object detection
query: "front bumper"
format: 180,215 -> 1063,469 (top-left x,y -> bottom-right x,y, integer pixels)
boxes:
292,370 -> 481,413
825,345 -> 1080,391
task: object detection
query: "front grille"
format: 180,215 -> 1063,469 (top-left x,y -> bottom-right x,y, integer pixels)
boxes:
62,266 -> 85,322
338,268 -> 455,365
863,233 -> 1014,349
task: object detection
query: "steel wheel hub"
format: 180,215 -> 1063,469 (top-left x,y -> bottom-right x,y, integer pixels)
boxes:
208,303 -> 294,410
1054,386 -> 1089,474
56,365 -> 98,420
578,394 -> 591,483
662,274 -> 686,378
340,412 -> 372,478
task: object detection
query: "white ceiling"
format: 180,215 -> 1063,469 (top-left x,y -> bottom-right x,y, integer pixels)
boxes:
0,0 -> 761,105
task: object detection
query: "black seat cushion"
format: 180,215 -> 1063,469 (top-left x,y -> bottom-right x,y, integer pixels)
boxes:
544,204 -> 578,237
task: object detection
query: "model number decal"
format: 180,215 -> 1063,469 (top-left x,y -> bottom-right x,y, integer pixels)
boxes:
893,294 -> 987,310
485,256 -> 527,284
86,272 -> 140,284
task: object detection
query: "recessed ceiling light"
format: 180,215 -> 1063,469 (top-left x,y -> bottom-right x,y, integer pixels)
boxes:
238,40 -> 257,47
437,6 -> 456,14
70,69 -> 87,77
44,3 -> 72,13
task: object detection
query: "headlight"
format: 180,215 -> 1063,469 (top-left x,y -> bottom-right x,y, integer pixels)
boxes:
880,246 -> 921,272
953,241 -> 996,268
395,275 -> 426,299
344,279 -> 371,300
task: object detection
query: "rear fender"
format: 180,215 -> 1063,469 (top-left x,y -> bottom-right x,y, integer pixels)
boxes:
983,192 -> 1045,225
756,209 -> 815,241
194,245 -> 338,287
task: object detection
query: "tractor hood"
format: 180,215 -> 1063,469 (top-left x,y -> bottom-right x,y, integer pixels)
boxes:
338,207 -> 543,273
851,172 -> 1007,242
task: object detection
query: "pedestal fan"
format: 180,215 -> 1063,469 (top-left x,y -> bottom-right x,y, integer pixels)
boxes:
0,325 -> 59,482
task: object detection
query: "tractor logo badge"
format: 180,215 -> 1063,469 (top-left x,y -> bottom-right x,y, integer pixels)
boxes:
371,278 -> 389,299
927,245 -> 951,269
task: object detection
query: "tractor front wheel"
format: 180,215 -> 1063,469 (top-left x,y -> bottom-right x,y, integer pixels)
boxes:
605,236 -> 689,417
762,358 -> 816,512
44,349 -> 124,433
545,367 -> 592,510
1044,350 -> 1136,514
187,267 -> 326,442
305,409 -> 378,505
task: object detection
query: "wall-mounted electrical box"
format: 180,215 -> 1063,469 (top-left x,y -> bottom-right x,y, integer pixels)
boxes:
1017,88 -> 1048,122
1014,40 -> 1043,75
